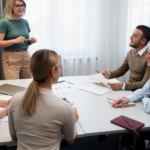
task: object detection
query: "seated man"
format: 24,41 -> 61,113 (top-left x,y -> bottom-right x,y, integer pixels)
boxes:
112,47 -> 150,149
0,98 -> 11,119
111,43 -> 150,112
102,25 -> 150,91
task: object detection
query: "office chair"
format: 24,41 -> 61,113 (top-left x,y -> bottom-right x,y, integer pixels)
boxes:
59,55 -> 63,77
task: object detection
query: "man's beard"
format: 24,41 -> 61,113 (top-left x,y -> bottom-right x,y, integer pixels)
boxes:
129,42 -> 140,49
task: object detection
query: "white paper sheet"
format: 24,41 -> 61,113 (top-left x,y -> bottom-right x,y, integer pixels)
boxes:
79,84 -> 112,96
0,95 -> 12,101
0,107 -> 8,122
0,96 -> 12,122
87,73 -> 108,85
52,82 -> 78,94
1,115 -> 8,122
0,107 -> 5,111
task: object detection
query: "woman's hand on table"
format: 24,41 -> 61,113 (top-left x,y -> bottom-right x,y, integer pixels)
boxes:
73,107 -> 79,123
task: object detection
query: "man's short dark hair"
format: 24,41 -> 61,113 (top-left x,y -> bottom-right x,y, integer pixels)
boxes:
136,25 -> 150,45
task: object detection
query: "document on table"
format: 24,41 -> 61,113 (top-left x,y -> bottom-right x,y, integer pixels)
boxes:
79,84 -> 113,96
52,82 -> 78,94
0,115 -> 8,122
0,95 -> 12,122
0,95 -> 12,100
87,73 -> 110,88
0,107 -> 8,122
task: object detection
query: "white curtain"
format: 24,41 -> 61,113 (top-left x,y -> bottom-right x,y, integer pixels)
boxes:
23,0 -> 150,82
123,0 -> 150,82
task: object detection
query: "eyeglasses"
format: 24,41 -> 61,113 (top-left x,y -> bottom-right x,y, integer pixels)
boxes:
14,4 -> 26,9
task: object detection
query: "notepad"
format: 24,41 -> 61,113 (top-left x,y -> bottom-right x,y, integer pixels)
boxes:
111,115 -> 144,132
108,100 -> 136,108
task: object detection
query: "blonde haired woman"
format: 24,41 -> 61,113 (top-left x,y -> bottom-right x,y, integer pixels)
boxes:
0,0 -> 37,79
8,49 -> 79,150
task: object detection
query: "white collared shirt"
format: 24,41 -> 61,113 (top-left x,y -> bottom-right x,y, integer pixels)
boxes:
135,45 -> 148,56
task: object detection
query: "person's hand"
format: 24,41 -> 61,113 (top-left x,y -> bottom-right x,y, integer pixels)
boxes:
29,37 -> 37,44
101,70 -> 109,78
111,97 -> 129,107
108,82 -> 123,90
73,107 -> 79,123
14,36 -> 26,44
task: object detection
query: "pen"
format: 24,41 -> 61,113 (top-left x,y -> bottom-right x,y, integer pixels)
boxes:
96,70 -> 100,73
65,81 -> 74,85
107,98 -> 127,105
123,117 -> 133,127
66,99 -> 74,105
55,80 -> 65,84
107,98 -> 116,101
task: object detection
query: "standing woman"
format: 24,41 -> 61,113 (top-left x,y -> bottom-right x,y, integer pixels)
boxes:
8,49 -> 79,150
0,0 -> 37,79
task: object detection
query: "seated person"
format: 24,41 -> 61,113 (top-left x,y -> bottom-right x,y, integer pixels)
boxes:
8,49 -> 79,150
0,98 -> 11,119
112,46 -> 150,149
112,44 -> 150,112
101,25 -> 150,91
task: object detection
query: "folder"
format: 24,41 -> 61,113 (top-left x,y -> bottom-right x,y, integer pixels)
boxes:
111,115 -> 144,136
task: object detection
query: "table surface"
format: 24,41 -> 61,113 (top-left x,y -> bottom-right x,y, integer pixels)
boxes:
0,76 -> 150,146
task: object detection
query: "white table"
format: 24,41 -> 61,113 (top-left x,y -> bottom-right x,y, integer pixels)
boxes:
62,76 -> 150,135
0,76 -> 150,148
0,78 -> 84,146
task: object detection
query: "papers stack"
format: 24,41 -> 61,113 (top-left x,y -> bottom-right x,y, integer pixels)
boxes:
87,73 -> 110,88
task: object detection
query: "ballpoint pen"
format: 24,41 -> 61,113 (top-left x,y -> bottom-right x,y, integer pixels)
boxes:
123,117 -> 133,127
96,70 -> 100,73
107,98 -> 127,105
65,81 -> 74,85
66,99 -> 74,105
